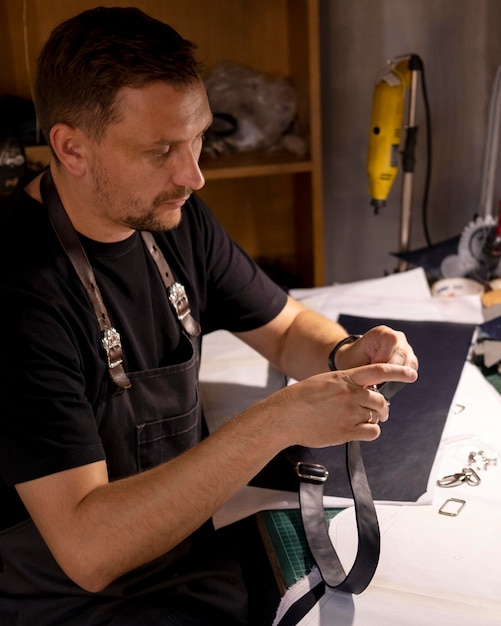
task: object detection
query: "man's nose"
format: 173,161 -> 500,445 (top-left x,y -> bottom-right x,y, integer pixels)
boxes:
170,147 -> 205,191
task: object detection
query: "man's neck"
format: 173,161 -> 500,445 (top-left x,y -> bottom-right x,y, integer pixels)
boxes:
28,164 -> 135,243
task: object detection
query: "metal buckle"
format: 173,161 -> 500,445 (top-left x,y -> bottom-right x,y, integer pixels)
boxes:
169,282 -> 191,321
439,498 -> 466,517
295,462 -> 329,483
101,326 -> 124,369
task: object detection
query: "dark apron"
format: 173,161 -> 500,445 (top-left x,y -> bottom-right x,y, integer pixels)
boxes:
0,325 -> 248,625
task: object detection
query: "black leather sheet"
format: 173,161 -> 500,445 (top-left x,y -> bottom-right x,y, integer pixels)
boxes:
251,316 -> 476,502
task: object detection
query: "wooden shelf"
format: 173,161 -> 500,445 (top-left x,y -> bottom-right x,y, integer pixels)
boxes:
201,151 -> 314,181
0,0 -> 324,287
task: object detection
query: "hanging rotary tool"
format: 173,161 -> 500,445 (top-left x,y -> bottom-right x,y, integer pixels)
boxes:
367,56 -> 412,214
367,54 -> 432,270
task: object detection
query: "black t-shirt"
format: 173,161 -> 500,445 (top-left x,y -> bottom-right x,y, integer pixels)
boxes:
0,179 -> 287,529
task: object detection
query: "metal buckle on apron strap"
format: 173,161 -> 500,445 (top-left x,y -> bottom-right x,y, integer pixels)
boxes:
101,326 -> 131,389
168,282 -> 201,336
101,327 -> 125,369
169,282 -> 191,321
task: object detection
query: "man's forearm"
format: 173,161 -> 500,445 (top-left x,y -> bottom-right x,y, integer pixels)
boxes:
276,307 -> 350,380
17,398 -> 288,593
235,295 -> 349,381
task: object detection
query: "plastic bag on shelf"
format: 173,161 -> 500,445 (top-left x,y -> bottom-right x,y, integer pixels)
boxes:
203,61 -> 305,157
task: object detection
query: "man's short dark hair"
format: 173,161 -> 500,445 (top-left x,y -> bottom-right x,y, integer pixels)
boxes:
35,6 -> 203,144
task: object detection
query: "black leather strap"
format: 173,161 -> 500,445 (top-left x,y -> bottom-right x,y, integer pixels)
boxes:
292,441 -> 380,594
291,379 -> 408,594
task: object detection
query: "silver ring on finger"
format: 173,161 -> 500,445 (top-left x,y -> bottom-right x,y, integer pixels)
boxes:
368,409 -> 375,424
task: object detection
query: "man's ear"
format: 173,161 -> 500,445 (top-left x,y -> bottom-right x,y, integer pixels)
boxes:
49,123 -> 89,176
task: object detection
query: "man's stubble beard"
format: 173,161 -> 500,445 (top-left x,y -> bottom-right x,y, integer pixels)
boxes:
91,162 -> 191,233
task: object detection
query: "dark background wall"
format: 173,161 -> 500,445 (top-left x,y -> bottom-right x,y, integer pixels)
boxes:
320,0 -> 501,282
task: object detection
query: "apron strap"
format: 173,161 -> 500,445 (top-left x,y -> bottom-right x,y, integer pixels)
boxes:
140,231 -> 201,337
40,169 -> 200,389
40,170 -> 132,390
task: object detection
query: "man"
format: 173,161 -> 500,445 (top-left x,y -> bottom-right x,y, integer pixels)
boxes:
0,7 -> 418,625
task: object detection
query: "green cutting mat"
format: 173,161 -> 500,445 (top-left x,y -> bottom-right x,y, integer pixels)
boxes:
483,368 -> 501,394
257,508 -> 342,594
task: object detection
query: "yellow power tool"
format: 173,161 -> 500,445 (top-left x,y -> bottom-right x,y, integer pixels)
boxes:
367,55 -> 421,215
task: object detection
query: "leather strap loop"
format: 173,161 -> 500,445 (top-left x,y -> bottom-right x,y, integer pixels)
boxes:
292,442 -> 380,594
291,379 -> 406,594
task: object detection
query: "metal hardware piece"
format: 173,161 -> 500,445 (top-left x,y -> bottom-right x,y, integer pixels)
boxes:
436,467 -> 481,488
295,462 -> 329,483
439,498 -> 466,517
468,449 -> 498,471
169,282 -> 191,321
101,326 -> 124,368
462,466 -> 482,485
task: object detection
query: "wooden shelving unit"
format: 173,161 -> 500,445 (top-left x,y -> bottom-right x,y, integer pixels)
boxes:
0,0 -> 324,286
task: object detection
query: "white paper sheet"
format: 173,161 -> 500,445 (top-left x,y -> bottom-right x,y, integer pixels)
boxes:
280,490 -> 501,626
